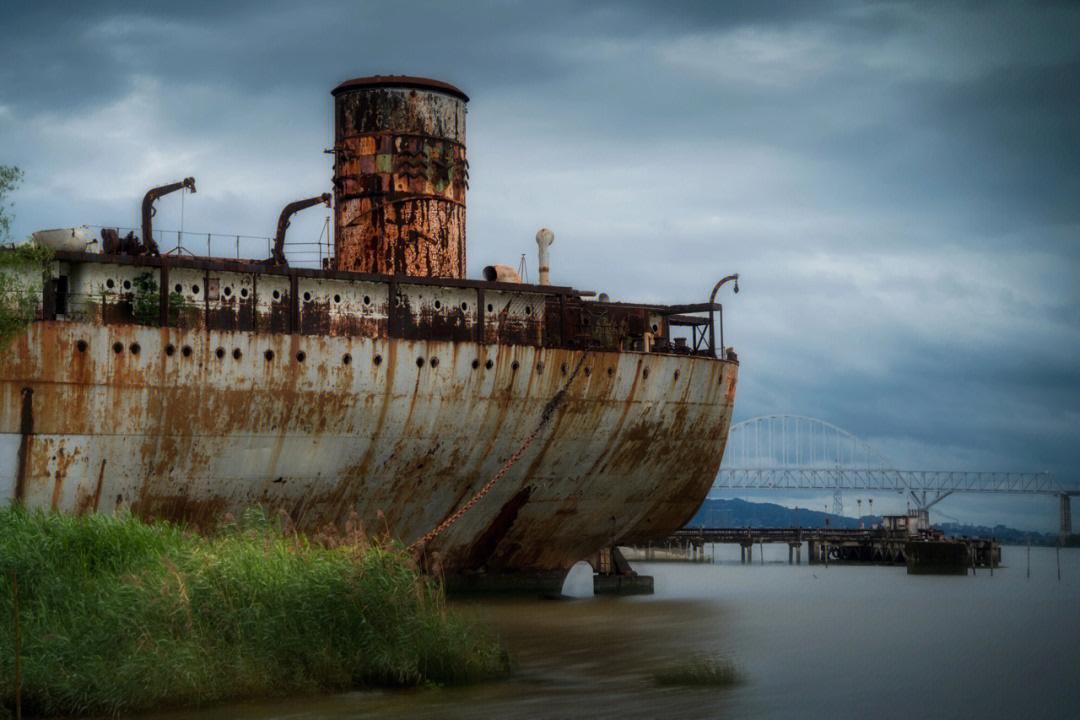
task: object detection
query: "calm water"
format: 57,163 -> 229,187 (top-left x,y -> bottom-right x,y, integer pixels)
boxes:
146,545 -> 1080,720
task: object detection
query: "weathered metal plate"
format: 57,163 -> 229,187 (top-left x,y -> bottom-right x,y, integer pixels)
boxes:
1,321 -> 736,576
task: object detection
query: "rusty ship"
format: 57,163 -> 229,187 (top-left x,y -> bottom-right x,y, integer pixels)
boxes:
0,76 -> 738,593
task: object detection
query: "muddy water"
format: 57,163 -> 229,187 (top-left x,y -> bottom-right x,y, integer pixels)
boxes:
144,545 -> 1080,720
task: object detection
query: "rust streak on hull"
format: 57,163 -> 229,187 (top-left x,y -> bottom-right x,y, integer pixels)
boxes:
1,322 -> 736,577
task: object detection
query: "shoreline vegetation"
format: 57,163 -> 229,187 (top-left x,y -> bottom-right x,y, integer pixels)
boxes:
653,655 -> 740,687
0,242 -> 53,352
0,506 -> 508,717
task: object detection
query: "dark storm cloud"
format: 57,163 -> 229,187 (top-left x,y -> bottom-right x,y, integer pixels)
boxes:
919,60 -> 1080,230
1,0 -> 596,114
0,1 -> 263,113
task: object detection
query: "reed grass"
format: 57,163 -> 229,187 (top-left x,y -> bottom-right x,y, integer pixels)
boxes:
653,654 -> 740,687
0,506 -> 507,716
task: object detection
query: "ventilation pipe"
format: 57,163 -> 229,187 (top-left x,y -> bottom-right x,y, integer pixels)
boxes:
482,264 -> 521,283
141,177 -> 195,256
536,228 -> 553,286
270,193 -> 331,266
709,273 -> 739,358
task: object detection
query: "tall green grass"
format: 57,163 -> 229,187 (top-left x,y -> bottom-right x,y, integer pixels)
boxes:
0,506 -> 507,716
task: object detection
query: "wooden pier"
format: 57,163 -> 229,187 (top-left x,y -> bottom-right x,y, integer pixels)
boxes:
625,527 -> 1001,573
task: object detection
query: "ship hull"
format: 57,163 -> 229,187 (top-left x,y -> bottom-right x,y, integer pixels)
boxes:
1,321 -> 736,580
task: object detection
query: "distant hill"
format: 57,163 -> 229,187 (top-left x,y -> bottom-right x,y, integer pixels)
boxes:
687,498 -> 1073,546
687,498 -> 866,530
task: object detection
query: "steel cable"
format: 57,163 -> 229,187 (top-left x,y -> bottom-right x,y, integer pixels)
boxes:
408,347 -> 591,552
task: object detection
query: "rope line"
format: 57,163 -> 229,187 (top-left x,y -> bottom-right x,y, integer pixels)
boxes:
408,347 -> 591,552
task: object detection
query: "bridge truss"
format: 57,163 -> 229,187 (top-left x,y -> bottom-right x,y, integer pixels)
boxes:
713,416 -> 1077,516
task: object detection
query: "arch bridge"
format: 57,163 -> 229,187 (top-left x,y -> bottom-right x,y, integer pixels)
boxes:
713,415 -> 1078,536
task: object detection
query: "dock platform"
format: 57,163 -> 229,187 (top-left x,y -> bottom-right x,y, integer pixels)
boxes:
625,527 -> 1000,574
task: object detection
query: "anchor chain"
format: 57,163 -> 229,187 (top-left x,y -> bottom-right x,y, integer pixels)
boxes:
408,347 -> 592,553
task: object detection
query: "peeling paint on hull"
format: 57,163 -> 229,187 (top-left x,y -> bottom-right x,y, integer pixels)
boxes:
1,321 -> 736,577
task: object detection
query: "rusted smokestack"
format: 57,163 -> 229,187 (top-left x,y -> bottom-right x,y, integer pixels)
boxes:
142,177 -> 195,256
331,76 -> 468,277
536,228 -> 553,285
270,193 -> 331,266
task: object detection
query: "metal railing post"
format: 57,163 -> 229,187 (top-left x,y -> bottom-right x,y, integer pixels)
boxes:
719,305 -> 724,360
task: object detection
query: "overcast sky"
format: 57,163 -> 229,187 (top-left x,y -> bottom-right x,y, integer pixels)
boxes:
2,1 -> 1077,530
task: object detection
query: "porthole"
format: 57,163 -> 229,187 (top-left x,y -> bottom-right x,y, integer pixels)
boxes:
607,367 -> 614,377
416,357 -> 425,368
525,306 -> 532,315
303,291 -> 311,302
486,303 -> 493,312
192,284 -> 200,295
511,361 -> 520,371
373,354 -> 383,366
129,343 -> 140,355
296,351 -> 306,362
536,362 -> 544,372
472,359 -> 480,369
342,353 -> 352,365
642,368 -> 650,379
561,363 -> 568,375
223,286 -> 232,297
106,279 -> 115,289
174,283 -> 182,294
333,294 -> 341,304
430,357 -> 439,368
584,367 -> 591,376
485,359 -> 494,370
461,302 -> 468,311
76,340 -> 88,353
112,342 -> 123,354
181,345 -> 192,357
434,300 -> 442,309
652,324 -> 659,333
240,288 -> 249,298
123,280 -> 131,290
583,318 -> 589,326
395,296 -> 403,307
273,290 -> 281,300
165,344 -> 175,357
363,295 -> 371,306
674,370 -> 680,381
232,348 -> 242,360
264,350 -> 275,361
215,347 -> 225,359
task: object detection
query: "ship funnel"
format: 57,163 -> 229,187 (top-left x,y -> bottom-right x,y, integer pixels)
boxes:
331,76 -> 468,278
536,228 -> 553,285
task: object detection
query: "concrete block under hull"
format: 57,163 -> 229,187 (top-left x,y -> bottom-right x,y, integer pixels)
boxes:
593,574 -> 655,596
